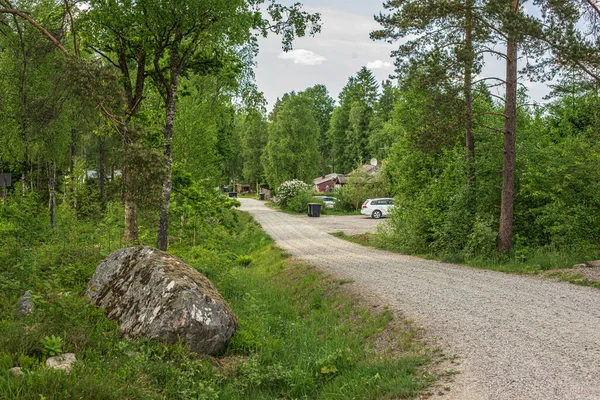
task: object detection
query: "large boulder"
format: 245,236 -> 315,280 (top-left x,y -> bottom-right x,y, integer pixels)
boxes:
86,246 -> 238,355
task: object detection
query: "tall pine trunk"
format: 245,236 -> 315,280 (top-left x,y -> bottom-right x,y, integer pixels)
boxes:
464,0 -> 475,184
498,25 -> 518,253
156,41 -> 181,251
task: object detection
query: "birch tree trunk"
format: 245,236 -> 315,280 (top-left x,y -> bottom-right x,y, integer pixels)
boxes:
498,11 -> 518,253
156,41 -> 180,251
99,135 -> 107,211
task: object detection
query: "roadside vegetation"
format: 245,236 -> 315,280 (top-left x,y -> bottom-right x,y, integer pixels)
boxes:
332,231 -> 600,281
0,193 -> 435,399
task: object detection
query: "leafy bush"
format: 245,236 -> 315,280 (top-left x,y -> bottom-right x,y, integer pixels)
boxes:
286,189 -> 314,213
236,255 -> 253,267
464,216 -> 498,259
334,168 -> 389,211
274,180 -> 309,209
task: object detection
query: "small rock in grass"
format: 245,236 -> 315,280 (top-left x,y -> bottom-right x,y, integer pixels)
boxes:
16,291 -> 34,317
45,353 -> 76,373
572,263 -> 587,269
585,260 -> 600,268
9,367 -> 23,376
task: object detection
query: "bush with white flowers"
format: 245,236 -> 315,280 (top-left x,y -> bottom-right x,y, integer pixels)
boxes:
275,180 -> 309,209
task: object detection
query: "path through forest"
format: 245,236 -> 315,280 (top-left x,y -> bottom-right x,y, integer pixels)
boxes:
240,198 -> 600,400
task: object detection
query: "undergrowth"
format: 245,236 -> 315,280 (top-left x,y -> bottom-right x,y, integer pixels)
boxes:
332,231 -> 600,277
0,196 -> 433,399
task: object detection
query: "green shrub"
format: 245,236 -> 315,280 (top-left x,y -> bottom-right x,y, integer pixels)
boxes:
274,180 -> 309,209
333,168 -> 389,211
236,255 -> 253,267
286,189 -> 314,213
464,216 -> 498,259
0,352 -> 11,370
41,335 -> 64,357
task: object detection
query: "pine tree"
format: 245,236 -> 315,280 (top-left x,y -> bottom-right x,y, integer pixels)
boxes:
329,67 -> 379,173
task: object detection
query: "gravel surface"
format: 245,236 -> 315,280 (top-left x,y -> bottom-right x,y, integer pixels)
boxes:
240,198 -> 600,400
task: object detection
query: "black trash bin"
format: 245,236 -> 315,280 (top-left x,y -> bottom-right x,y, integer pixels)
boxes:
307,203 -> 321,217
259,193 -> 265,200
228,192 -> 238,198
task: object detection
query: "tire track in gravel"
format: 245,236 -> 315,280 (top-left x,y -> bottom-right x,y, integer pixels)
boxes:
240,198 -> 600,400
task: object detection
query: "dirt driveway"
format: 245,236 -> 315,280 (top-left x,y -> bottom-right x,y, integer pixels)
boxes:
284,212 -> 383,235
239,198 -> 600,400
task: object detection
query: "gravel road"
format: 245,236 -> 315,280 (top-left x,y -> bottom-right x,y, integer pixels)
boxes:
239,198 -> 600,400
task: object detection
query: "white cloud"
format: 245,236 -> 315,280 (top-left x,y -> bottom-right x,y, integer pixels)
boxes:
278,49 -> 327,65
366,60 -> 393,70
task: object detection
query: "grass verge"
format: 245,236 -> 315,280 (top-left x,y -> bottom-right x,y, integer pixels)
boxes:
332,231 -> 600,287
0,210 -> 435,399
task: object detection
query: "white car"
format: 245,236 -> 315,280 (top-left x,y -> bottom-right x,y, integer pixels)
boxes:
313,196 -> 338,210
361,198 -> 394,219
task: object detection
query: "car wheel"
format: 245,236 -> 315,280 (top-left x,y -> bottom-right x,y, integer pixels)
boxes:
372,210 -> 382,219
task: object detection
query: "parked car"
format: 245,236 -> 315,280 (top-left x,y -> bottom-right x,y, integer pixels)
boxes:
361,198 -> 394,219
313,196 -> 338,210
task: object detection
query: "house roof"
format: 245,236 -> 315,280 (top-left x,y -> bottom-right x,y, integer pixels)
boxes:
361,164 -> 380,173
313,173 -> 338,185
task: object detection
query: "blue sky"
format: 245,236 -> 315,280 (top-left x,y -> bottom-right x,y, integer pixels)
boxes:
254,0 -> 550,110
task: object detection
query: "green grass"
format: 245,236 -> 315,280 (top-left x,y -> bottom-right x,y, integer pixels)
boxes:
0,201 -> 436,399
544,271 -> 600,289
235,192 -> 258,199
332,231 -> 600,284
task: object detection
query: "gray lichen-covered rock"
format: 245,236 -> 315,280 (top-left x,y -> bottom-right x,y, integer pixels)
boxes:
585,260 -> 600,268
16,291 -> 34,317
45,353 -> 76,373
86,246 -> 238,355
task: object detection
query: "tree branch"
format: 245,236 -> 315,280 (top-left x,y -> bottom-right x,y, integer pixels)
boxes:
89,46 -> 120,69
97,102 -> 124,137
63,0 -> 78,56
586,0 -> 600,17
473,121 -> 506,133
0,7 -> 69,55
475,89 -> 506,103
476,48 -> 508,60
473,77 -> 507,85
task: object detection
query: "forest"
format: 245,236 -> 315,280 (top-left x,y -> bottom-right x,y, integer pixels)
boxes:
1,0 -> 599,263
0,0 -> 598,260
0,0 -> 600,397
